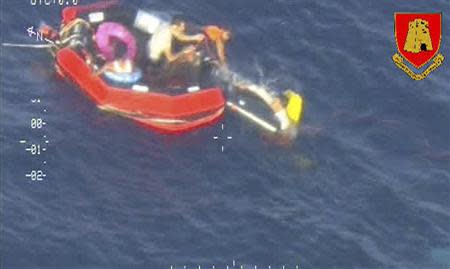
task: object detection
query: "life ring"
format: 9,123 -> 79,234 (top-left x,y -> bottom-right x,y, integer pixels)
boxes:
103,68 -> 143,86
95,22 -> 137,61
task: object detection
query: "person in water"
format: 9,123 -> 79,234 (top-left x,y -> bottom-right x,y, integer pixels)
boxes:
149,20 -> 205,64
236,82 -> 303,136
203,25 -> 231,67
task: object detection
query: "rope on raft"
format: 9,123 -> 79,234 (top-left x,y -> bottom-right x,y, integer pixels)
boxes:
1,43 -> 55,48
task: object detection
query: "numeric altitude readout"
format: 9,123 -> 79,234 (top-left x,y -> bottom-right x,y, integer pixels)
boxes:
19,98 -> 49,182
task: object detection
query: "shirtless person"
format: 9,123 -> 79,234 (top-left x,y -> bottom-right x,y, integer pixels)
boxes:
148,20 -> 205,64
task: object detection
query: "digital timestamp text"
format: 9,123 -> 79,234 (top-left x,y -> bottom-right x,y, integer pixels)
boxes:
31,0 -> 78,5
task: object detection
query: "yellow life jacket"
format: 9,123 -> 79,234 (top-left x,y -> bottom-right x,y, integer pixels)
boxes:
284,90 -> 303,125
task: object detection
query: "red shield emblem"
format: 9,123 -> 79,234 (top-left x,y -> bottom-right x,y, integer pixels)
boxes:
394,13 -> 442,68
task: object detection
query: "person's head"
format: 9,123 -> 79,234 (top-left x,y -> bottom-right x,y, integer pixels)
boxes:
172,19 -> 186,31
222,30 -> 231,41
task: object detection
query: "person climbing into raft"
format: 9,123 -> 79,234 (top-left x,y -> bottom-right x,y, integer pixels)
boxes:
199,24 -> 303,138
203,25 -> 231,67
148,19 -> 205,65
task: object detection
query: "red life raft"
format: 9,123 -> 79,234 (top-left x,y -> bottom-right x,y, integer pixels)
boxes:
55,2 -> 225,134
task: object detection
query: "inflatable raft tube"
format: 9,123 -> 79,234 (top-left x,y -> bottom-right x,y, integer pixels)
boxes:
56,48 -> 225,134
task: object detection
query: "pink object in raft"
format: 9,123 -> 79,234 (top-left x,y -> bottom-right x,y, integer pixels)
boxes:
95,22 -> 137,61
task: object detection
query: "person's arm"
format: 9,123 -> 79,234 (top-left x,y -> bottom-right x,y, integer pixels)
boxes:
236,83 -> 290,131
215,40 -> 227,66
172,29 -> 204,43
163,46 -> 177,63
164,45 -> 196,63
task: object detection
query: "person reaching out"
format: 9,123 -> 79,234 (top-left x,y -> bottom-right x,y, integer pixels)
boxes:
148,20 -> 205,65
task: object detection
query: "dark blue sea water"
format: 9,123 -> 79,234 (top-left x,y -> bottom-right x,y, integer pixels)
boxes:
1,0 -> 449,268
